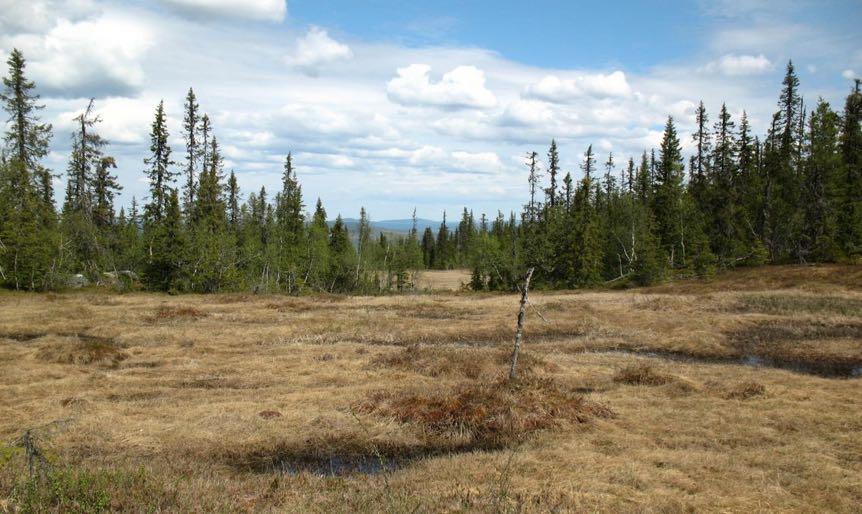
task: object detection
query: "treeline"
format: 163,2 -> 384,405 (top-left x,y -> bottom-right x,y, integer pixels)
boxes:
442,63 -> 862,290
0,48 -> 859,293
0,48 -> 421,292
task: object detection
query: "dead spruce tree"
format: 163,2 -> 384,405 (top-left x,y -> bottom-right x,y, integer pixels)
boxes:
508,267 -> 535,380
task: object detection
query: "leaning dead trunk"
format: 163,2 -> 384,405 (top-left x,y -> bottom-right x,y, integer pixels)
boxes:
509,267 -> 535,380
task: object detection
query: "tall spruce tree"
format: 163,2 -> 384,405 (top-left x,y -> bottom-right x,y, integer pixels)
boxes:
546,139 -> 559,207
838,79 -> 862,259
143,100 -> 176,224
653,117 -> 686,266
801,99 -> 841,261
1,48 -> 53,215
182,88 -> 200,213
690,101 -> 711,206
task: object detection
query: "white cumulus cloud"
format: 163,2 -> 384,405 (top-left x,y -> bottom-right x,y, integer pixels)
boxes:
387,64 -> 497,109
287,26 -> 353,75
842,69 -> 857,80
6,13 -> 154,98
524,71 -> 632,102
157,0 -> 286,22
452,151 -> 503,174
703,54 -> 773,76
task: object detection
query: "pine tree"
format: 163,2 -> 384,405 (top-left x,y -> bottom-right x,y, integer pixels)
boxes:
143,100 -> 176,224
653,117 -> 687,266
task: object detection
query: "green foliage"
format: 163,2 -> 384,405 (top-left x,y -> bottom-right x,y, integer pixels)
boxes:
0,50 -> 858,294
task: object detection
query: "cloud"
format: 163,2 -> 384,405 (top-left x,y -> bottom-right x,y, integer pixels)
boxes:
157,0 -> 286,22
0,0 -> 97,34
3,13 -> 154,98
287,26 -> 353,75
843,69 -> 857,80
387,64 -> 497,109
702,54 -> 773,75
523,71 -> 632,102
451,151 -> 502,174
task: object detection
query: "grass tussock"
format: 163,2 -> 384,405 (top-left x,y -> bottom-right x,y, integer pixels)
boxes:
724,380 -> 767,400
370,345 -> 557,379
35,336 -> 127,368
358,375 -> 614,450
147,305 -> 208,321
613,363 -> 674,386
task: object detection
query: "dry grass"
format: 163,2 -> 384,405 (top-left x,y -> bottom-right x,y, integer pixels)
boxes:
34,335 -> 128,368
370,344 -> 556,379
723,380 -> 767,400
0,264 -> 860,512
613,363 -> 674,386
413,269 -> 472,291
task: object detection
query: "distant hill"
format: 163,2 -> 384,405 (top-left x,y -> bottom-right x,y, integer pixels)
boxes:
329,218 -> 440,237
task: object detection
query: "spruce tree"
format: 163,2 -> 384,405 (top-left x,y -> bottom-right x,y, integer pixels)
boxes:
182,88 -> 200,213
328,215 -> 356,292
838,80 -> 862,259
92,157 -> 121,230
305,198 -> 330,289
227,170 -> 239,229
801,99 -> 841,261
562,172 -> 573,210
690,101 -> 711,206
708,102 -> 742,263
143,188 -> 186,291
546,139 -> 559,207
653,117 -> 687,266
143,100 -> 176,224
0,48 -> 53,215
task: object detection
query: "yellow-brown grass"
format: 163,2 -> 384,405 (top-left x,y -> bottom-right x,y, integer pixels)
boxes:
0,264 -> 860,512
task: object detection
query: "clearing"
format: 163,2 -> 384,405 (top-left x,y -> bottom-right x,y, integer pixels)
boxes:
1,265 -> 860,512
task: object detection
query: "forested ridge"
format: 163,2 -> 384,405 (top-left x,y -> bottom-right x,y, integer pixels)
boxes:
0,48 -> 860,293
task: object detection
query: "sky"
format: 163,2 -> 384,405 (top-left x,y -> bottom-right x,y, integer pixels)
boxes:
1,0 -> 860,220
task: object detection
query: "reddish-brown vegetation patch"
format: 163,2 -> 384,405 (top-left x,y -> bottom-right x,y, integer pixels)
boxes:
358,376 -> 613,449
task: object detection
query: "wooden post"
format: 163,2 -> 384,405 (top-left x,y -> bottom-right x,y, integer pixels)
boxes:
509,267 -> 535,380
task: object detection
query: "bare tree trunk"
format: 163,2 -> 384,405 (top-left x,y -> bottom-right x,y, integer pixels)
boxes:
509,267 -> 534,381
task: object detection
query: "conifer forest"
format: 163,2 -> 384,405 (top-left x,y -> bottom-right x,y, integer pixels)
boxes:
1,49 -> 860,293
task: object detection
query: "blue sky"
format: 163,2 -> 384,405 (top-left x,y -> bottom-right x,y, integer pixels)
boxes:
1,0 -> 860,219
